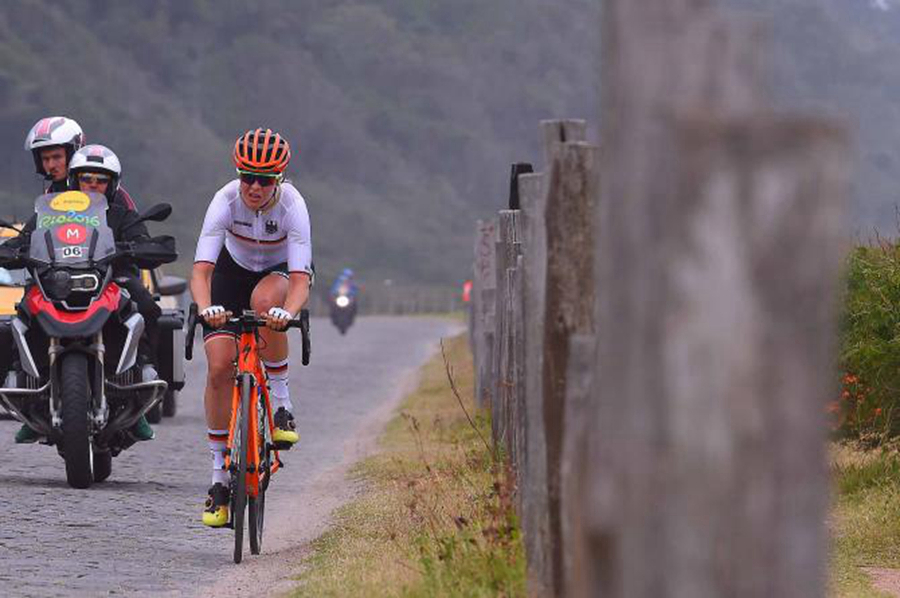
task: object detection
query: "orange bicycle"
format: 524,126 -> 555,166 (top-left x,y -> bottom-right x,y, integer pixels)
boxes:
186,304 -> 311,563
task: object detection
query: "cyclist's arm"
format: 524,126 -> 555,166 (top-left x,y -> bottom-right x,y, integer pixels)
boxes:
190,261 -> 216,312
191,190 -> 230,312
283,272 -> 311,316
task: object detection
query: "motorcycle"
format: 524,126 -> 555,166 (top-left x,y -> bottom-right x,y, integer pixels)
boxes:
330,293 -> 356,335
0,191 -> 177,488
143,268 -> 187,424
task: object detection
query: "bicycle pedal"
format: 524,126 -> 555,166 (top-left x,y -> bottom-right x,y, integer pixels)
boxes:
272,440 -> 293,451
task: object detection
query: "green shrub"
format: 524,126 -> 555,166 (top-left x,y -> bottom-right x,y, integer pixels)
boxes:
838,243 -> 900,440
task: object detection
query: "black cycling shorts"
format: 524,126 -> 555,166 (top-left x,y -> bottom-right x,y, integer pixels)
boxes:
202,249 -> 288,340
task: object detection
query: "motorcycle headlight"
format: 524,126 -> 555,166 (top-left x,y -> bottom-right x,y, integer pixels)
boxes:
335,295 -> 350,308
70,272 -> 100,293
42,270 -> 73,301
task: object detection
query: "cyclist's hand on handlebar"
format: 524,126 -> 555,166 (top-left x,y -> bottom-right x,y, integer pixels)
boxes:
200,305 -> 230,329
265,307 -> 293,331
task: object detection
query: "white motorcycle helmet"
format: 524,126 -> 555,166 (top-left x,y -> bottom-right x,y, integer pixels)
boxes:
68,144 -> 122,202
24,116 -> 85,177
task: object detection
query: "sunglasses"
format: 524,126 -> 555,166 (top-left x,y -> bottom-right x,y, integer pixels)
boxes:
238,171 -> 281,187
78,173 -> 111,185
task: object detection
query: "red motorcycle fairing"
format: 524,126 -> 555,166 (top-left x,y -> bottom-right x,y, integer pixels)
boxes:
25,283 -> 125,339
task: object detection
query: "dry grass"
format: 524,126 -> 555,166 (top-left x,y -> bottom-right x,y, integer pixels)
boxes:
830,442 -> 900,597
292,333 -> 525,597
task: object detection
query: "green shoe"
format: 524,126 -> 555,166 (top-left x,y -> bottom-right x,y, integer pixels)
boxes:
14,424 -> 40,444
130,415 -> 155,442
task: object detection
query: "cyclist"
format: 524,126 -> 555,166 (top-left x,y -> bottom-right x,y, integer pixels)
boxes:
9,144 -> 159,443
191,128 -> 312,527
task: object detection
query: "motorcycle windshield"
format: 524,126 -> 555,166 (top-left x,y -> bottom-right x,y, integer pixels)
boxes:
29,192 -> 115,267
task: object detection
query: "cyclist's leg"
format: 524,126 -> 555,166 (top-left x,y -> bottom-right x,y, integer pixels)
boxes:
202,333 -> 237,527
250,273 -> 298,445
202,249 -> 251,527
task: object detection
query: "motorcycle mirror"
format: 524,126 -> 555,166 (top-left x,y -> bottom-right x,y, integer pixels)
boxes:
0,219 -> 21,233
122,203 -> 173,231
139,203 -> 173,223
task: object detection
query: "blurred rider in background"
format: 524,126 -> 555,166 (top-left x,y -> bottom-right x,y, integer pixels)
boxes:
329,268 -> 358,303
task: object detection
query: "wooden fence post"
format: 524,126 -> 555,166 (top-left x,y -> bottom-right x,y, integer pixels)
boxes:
517,171 -> 552,594
578,2 -> 849,596
540,140 -> 599,596
493,211 -> 520,448
474,219 -> 497,409
511,256 -> 526,489
560,333 -> 596,598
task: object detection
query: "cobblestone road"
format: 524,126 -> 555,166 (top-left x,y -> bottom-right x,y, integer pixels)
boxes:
0,316 -> 460,597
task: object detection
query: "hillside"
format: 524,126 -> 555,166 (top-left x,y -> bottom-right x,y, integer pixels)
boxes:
0,1 -> 599,285
2,1 -> 899,286
731,0 -> 900,229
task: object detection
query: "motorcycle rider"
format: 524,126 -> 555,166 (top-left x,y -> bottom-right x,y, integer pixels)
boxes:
8,144 -> 160,443
191,127 -> 312,527
330,268 -> 358,303
24,116 -> 84,194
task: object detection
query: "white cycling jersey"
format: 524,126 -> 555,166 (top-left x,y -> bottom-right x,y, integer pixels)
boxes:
194,180 -> 313,274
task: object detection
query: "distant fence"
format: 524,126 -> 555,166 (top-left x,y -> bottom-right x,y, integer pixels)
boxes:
306,284 -> 462,318
470,2 -> 849,596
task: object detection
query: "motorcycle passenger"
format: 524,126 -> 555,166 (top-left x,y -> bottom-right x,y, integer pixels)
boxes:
8,145 -> 159,444
24,116 -> 85,194
191,127 -> 312,527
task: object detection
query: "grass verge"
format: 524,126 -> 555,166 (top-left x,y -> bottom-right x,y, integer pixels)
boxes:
830,443 -> 900,597
292,333 -> 525,597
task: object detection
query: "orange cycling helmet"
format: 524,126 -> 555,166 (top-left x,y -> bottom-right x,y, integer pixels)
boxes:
233,128 -> 291,174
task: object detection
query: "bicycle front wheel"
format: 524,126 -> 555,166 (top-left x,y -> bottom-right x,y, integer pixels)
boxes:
232,373 -> 252,564
249,386 -> 270,555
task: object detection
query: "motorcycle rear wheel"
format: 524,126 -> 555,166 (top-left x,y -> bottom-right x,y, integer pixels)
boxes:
93,450 -> 112,483
61,352 -> 93,489
163,389 -> 177,417
146,402 -> 162,424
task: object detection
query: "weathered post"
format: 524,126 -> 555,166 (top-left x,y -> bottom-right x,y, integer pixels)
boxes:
474,220 -> 497,409
510,256 -> 526,488
560,333 -> 596,596
540,139 -> 599,596
575,2 -> 849,597
493,210 -> 519,448
517,171 -> 551,594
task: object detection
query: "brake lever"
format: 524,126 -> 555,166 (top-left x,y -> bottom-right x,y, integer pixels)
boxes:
185,302 -> 199,361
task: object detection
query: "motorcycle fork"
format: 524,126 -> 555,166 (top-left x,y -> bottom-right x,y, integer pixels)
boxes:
48,335 -> 107,432
48,338 -> 63,428
91,333 -> 107,429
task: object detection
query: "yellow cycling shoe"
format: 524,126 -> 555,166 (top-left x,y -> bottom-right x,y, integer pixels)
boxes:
273,407 -> 300,447
202,483 -> 230,528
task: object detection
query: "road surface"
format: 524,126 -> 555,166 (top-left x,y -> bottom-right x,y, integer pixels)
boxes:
0,316 -> 461,597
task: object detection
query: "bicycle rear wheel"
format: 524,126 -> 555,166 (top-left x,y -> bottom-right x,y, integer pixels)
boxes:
232,373 -> 252,564
249,387 -> 270,555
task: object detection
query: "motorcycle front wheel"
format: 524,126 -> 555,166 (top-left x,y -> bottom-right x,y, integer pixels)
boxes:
61,352 -> 94,489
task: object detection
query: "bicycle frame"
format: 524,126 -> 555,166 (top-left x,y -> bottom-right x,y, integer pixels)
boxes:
225,327 -> 281,499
